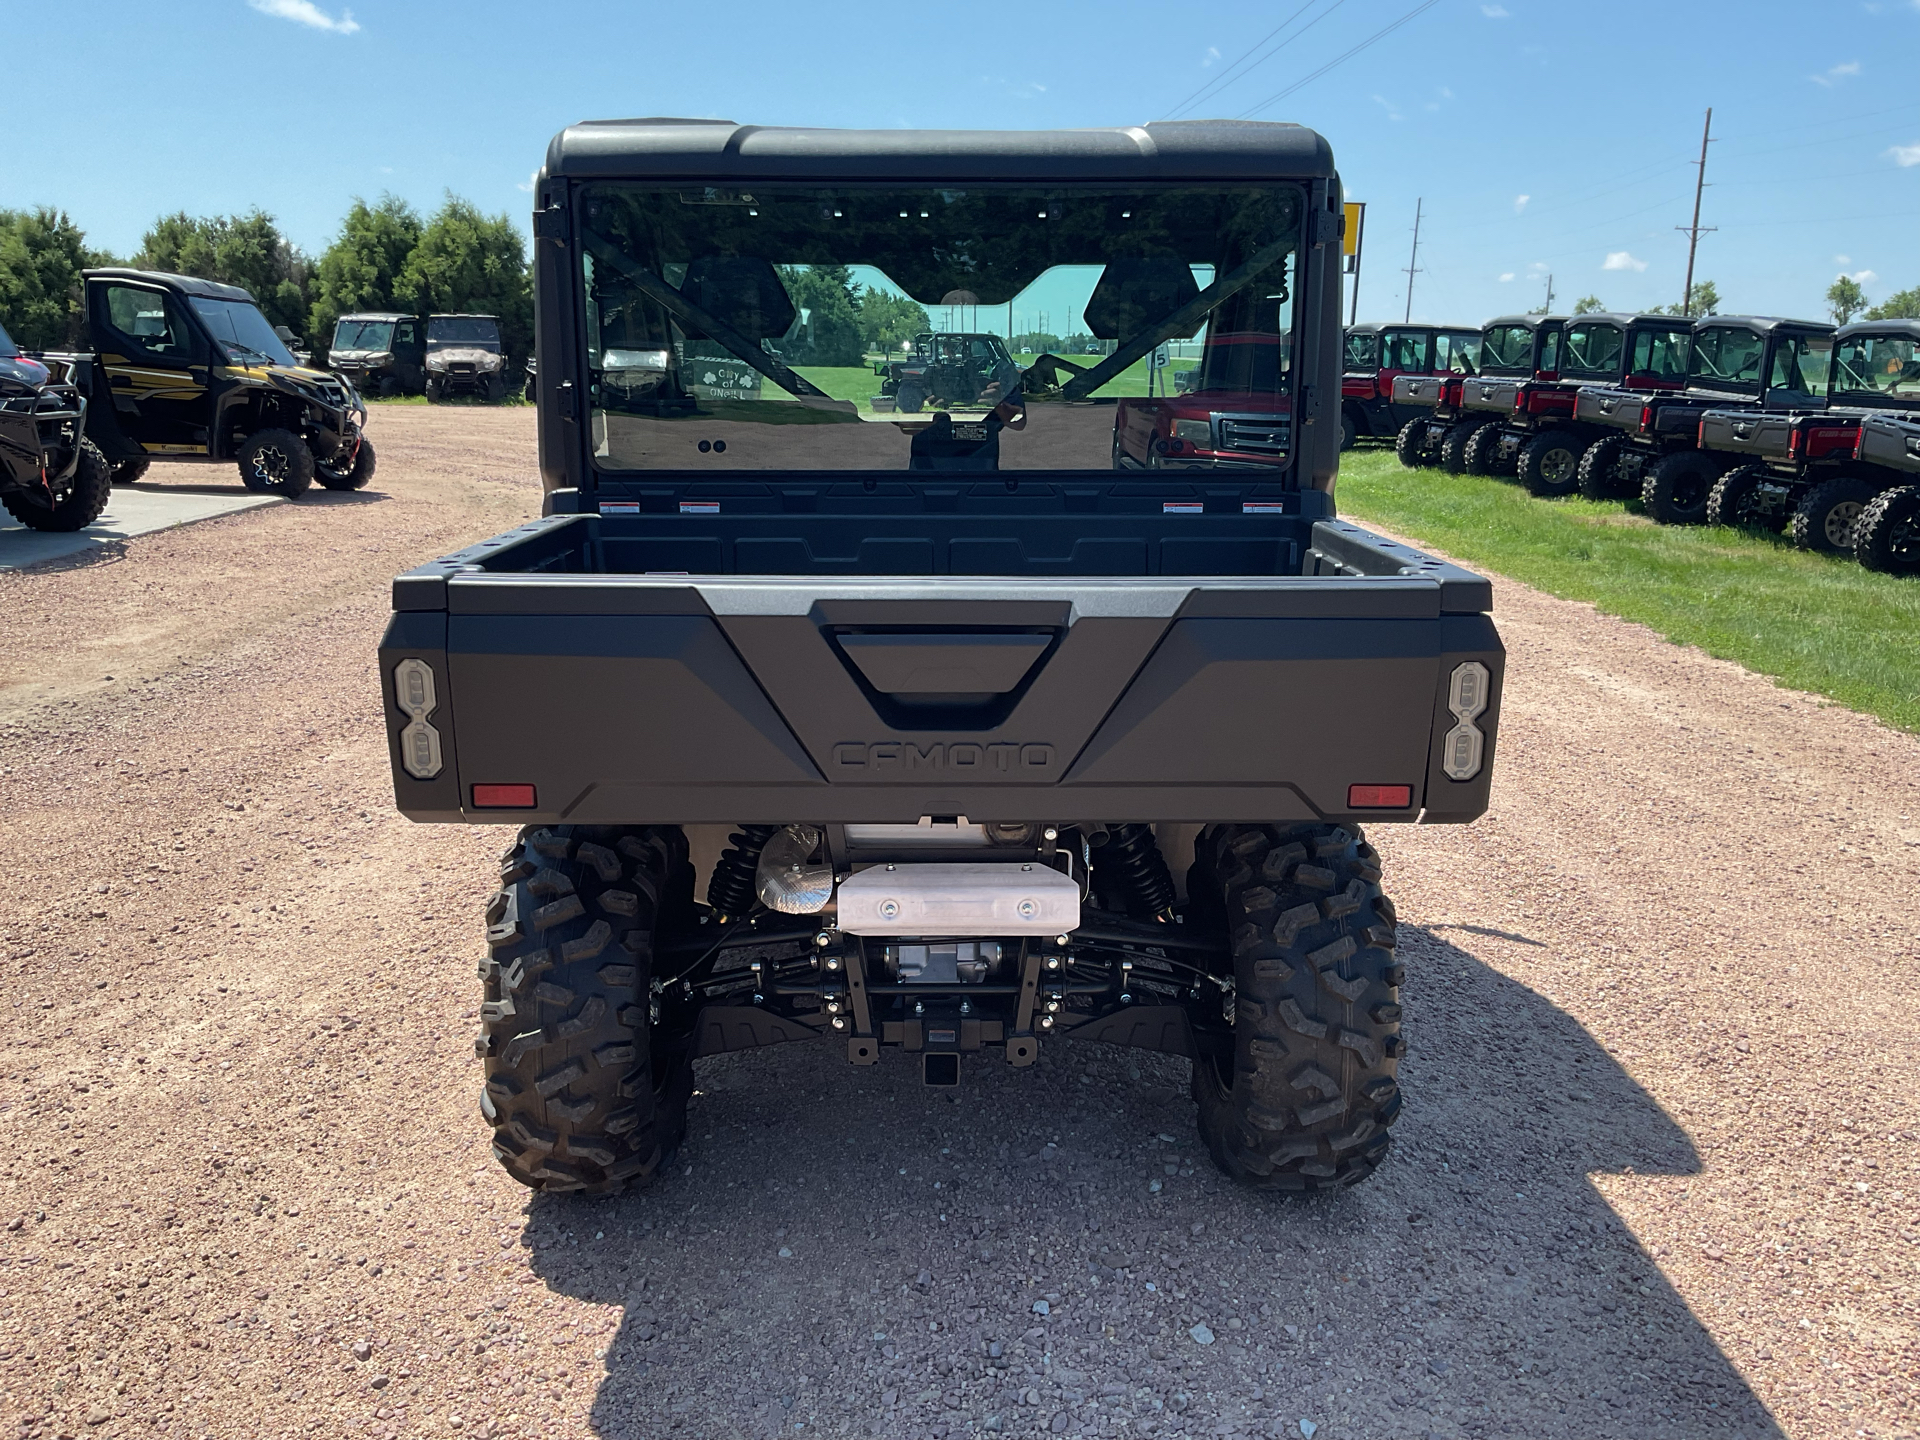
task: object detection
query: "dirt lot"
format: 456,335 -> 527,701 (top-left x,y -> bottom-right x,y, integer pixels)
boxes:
0,405 -> 1915,1440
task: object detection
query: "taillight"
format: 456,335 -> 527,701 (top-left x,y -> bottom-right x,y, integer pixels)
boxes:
1639,404 -> 1655,433
472,784 -> 537,808
1512,385 -> 1530,414
1788,425 -> 1804,459
1349,784 -> 1413,809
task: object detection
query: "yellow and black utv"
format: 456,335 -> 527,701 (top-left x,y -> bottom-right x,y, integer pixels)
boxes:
54,269 -> 373,497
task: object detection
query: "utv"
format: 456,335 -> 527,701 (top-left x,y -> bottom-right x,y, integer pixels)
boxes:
1452,313 -> 1692,497
425,314 -> 510,402
1388,342 -> 1485,469
1699,320 -> 1920,554
0,320 -> 111,532
31,269 -> 372,497
328,313 -> 427,397
1339,323 -> 1481,451
875,331 -> 1023,414
1433,314 -> 1571,476
1572,314 -> 1834,523
382,118 -> 1505,1199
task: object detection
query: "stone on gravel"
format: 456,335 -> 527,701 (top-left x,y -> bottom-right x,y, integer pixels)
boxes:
1189,1324 -> 1215,1346
1298,1422 -> 1317,1439
1032,1299 -> 1050,1315
352,1340 -> 371,1361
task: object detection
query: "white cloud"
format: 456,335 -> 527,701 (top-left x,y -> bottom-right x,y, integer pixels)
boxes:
1372,94 -> 1404,121
247,0 -> 359,32
1603,251 -> 1648,272
1498,273 -> 1516,283
1811,59 -> 1862,85
1201,45 -> 1221,67
1889,142 -> 1920,166
1513,194 -> 1530,214
516,169 -> 539,194
1847,268 -> 1879,285
1834,254 -> 1852,265
1480,3 -> 1509,15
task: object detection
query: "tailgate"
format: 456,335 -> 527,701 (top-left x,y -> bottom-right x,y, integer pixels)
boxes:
1392,374 -> 1446,407
380,520 -> 1503,828
1461,377 -> 1522,415
1574,386 -> 1644,432
1699,409 -> 1793,460
1855,413 -> 1920,475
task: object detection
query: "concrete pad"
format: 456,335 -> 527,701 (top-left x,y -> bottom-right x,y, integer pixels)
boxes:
0,486 -> 282,571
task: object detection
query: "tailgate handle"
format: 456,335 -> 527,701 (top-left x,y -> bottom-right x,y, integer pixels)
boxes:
838,633 -> 1051,699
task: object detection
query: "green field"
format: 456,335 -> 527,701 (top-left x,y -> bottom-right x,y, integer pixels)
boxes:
1336,447 -> 1920,734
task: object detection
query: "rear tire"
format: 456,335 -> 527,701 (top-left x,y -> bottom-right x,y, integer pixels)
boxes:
1519,431 -> 1584,497
110,458 -> 150,486
1462,421 -> 1503,477
1340,411 -> 1358,451
479,825 -> 695,1195
237,428 -> 314,497
1576,434 -> 1628,500
1190,823 -> 1403,1193
1855,485 -> 1920,575
1791,474 -> 1879,554
425,377 -> 443,403
895,382 -> 926,414
316,436 -> 376,492
1394,417 -> 1427,469
1705,464 -> 1787,533
1641,450 -> 1720,525
485,373 -> 508,403
1,439 -> 111,532
1438,419 -> 1484,474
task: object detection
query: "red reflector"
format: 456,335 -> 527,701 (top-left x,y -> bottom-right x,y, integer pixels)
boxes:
1348,784 -> 1413,809
472,784 -> 537,808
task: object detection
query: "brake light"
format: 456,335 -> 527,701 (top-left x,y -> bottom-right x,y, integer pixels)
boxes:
1788,425 -> 1804,459
1512,385 -> 1530,414
1640,404 -> 1655,433
1349,784 -> 1413,809
472,784 -> 537,808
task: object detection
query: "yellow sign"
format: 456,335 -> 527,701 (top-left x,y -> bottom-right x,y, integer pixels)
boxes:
1342,202 -> 1365,259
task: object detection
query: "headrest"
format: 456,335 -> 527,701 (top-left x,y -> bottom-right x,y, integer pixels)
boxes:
678,258 -> 796,341
1084,259 -> 1202,341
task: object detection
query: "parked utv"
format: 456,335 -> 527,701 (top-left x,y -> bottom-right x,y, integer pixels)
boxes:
0,321 -> 111,532
30,269 -> 372,497
1452,313 -> 1692,496
875,331 -> 1022,414
1699,320 -> 1920,554
381,120 -> 1505,1200
1571,314 -> 1835,523
1389,339 -> 1485,468
425,314 -> 510,402
1432,314 -> 1570,476
1339,322 -> 1481,451
328,313 -> 427,397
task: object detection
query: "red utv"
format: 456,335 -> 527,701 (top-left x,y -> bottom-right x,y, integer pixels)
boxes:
1387,329 -> 1488,468
1340,323 -> 1481,451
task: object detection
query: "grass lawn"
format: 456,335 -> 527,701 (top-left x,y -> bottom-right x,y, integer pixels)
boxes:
1335,446 -> 1920,734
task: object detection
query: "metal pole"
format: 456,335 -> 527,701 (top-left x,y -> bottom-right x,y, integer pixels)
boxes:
1402,198 -> 1423,324
1679,108 -> 1715,316
1347,201 -> 1367,328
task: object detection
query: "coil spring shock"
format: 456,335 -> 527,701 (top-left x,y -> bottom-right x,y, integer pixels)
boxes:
707,824 -> 778,919
1099,823 -> 1176,920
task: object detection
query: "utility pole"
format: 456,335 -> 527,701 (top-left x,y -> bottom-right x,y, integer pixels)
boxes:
1677,108 -> 1717,316
1543,273 -> 1555,313
1402,197 -> 1424,323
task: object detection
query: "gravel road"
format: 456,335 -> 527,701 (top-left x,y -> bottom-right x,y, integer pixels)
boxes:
1,408 -> 1914,1440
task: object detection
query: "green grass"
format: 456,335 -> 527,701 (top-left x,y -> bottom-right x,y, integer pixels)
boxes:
1335,447 -> 1920,734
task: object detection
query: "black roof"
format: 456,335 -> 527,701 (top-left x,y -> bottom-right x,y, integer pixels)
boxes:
338,311 -> 412,323
1483,314 -> 1569,329
1564,311 -> 1691,329
1692,314 -> 1832,335
428,312 -> 500,321
544,119 -> 1335,182
83,267 -> 256,304
1347,321 -> 1482,335
1837,318 -> 1920,339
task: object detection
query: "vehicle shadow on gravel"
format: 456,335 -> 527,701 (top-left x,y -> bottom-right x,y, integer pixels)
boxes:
521,926 -> 1782,1440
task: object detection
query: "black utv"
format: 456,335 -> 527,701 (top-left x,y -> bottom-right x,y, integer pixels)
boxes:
1698,319 -> 1920,554
31,268 -> 373,497
328,312 -> 427,397
1571,314 -> 1835,523
0,321 -> 111,532
425,314 -> 511,402
1339,322 -> 1480,451
875,331 -> 1022,413
1430,314 -> 1567,475
1452,313 -> 1692,496
381,117 -> 1506,1200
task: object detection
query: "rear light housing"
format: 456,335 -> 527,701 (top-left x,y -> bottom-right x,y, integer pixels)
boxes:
1512,385 -> 1530,414
1788,425 -> 1804,459
1639,403 -> 1655,434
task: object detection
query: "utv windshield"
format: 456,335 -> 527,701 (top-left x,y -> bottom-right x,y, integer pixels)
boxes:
191,298 -> 298,368
333,319 -> 395,352
1832,333 -> 1920,399
1477,324 -> 1535,375
428,317 -> 502,349
1560,322 -> 1624,379
1687,327 -> 1765,392
578,181 -> 1303,472
1765,333 -> 1832,398
1344,331 -> 1379,371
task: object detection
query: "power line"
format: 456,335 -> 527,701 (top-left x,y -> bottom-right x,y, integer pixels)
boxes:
1237,0 -> 1445,119
1164,0 -> 1346,121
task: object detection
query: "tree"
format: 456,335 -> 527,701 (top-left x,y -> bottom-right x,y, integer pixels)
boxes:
1657,280 -> 1721,318
0,208 -> 108,349
1826,275 -> 1867,325
856,289 -> 930,356
308,196 -> 424,362
1866,286 -> 1920,321
1572,294 -> 1605,315
136,210 -> 310,338
777,264 -> 865,366
1011,331 -> 1063,356
400,196 -> 532,367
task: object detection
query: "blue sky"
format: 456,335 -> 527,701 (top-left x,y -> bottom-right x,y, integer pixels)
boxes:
10,0 -> 1920,326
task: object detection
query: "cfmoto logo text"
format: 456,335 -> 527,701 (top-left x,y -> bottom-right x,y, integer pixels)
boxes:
831,742 -> 1055,772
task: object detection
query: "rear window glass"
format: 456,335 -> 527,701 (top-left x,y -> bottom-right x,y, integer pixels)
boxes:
1434,331 -> 1481,374
1834,332 -> 1920,397
1344,331 -> 1378,370
1766,333 -> 1832,398
1381,330 -> 1427,370
1561,323 -> 1623,378
1688,327 -> 1766,390
1629,327 -> 1689,380
1478,325 -> 1535,373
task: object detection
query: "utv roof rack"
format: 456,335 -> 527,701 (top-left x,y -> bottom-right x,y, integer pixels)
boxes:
543,119 -> 1335,183
82,267 -> 257,305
